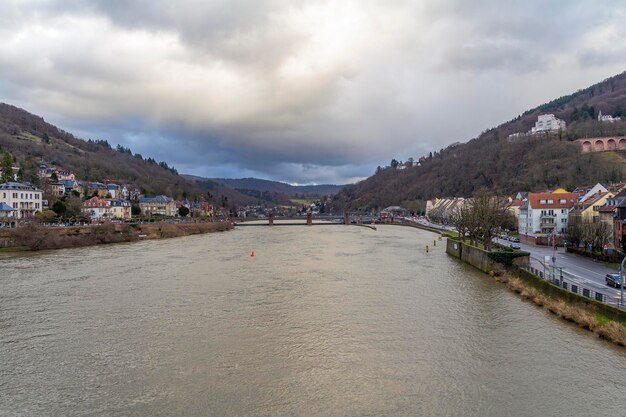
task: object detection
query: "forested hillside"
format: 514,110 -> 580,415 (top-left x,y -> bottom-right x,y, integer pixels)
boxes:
0,103 -> 264,206
0,103 -> 200,198
183,175 -> 293,206
334,71 -> 626,210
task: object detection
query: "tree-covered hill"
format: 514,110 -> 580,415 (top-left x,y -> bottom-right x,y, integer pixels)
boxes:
334,71 -> 626,210
209,177 -> 344,196
0,103 -> 193,198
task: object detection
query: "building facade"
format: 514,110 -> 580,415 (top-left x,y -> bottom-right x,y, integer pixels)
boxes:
530,114 -> 566,134
0,182 -> 43,219
82,197 -> 131,220
518,190 -> 578,236
0,202 -> 17,227
139,196 -> 177,217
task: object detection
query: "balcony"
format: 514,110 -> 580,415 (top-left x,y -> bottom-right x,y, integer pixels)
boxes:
540,222 -> 556,228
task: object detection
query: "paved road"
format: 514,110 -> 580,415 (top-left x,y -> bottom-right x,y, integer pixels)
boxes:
408,217 -> 625,306
495,237 -> 625,306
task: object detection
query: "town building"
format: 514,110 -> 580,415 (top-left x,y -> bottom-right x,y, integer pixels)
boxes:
598,110 -> 621,123
568,191 -> 614,225
47,181 -> 65,197
58,179 -> 82,195
614,201 -> 626,251
380,206 -> 408,222
38,160 -> 76,181
507,199 -> 524,219
106,183 -> 120,198
139,195 -> 177,217
81,197 -> 131,220
0,182 -> 43,219
0,202 -> 17,228
578,183 -> 608,202
79,181 -> 109,198
530,114 -> 566,134
518,189 -> 578,237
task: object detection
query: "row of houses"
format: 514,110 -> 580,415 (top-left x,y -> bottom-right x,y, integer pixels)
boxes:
0,183 -> 215,224
76,196 -> 214,220
426,182 -> 626,251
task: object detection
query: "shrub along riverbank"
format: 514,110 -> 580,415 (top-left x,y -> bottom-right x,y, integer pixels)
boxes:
1,221 -> 233,251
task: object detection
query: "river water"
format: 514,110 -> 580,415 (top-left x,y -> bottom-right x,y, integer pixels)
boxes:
1,225 -> 625,416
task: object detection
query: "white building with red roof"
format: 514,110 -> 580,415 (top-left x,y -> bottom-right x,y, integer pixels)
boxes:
518,189 -> 579,236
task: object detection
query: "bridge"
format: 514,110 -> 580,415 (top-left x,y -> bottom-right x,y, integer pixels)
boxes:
236,212 -> 353,226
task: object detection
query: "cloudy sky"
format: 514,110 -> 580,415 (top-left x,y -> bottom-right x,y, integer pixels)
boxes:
1,1 -> 625,184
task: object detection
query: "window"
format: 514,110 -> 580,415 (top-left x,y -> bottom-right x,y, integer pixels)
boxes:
560,199 -> 566,204
12,193 -> 17,198
561,218 -> 566,223
540,199 -> 546,204
547,199 -> 554,204
561,209 -> 567,214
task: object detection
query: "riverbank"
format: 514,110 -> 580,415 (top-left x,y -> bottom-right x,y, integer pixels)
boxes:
0,221 -> 233,251
499,273 -> 626,346
446,237 -> 626,347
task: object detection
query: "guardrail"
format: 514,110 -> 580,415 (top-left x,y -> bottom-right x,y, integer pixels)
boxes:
520,257 -> 624,310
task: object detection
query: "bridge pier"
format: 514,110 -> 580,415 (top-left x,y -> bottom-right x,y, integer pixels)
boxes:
269,212 -> 274,226
344,211 -> 350,225
306,212 -> 312,226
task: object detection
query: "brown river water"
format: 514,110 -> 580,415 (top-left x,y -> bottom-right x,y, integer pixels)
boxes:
1,225 -> 625,416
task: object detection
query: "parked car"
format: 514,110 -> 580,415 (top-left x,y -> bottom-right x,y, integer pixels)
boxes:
605,273 -> 624,288
509,243 -> 521,250
509,236 -> 520,243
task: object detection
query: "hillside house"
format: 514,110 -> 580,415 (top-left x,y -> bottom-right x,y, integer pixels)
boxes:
47,181 -> 65,197
598,110 -> 621,123
59,179 -> 82,195
530,114 -> 566,134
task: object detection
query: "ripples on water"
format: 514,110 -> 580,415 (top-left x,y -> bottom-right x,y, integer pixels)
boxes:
1,225 -> 625,416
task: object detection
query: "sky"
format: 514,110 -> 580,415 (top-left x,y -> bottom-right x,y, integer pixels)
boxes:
1,1 -> 626,185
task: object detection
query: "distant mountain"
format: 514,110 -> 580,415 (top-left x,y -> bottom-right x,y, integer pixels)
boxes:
334,71 -> 626,210
209,177 -> 344,196
183,175 -> 296,206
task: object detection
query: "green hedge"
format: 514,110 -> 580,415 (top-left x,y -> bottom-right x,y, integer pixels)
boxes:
487,251 -> 531,266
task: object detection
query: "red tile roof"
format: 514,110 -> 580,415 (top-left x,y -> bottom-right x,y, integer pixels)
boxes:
528,192 -> 578,209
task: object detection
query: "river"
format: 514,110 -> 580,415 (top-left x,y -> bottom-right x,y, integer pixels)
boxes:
1,225 -> 625,416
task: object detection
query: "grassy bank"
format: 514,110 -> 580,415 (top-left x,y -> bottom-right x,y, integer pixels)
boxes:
3,221 -> 233,251
494,273 -> 626,347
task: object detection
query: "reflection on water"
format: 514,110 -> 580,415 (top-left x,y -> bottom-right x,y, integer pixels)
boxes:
1,225 -> 625,416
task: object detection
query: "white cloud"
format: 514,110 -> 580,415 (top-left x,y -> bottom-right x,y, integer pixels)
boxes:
1,0 -> 625,184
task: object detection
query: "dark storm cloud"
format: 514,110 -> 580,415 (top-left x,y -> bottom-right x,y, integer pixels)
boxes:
1,1 -> 625,183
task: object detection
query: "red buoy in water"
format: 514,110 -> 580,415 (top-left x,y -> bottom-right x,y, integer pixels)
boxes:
250,251 -> 255,257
